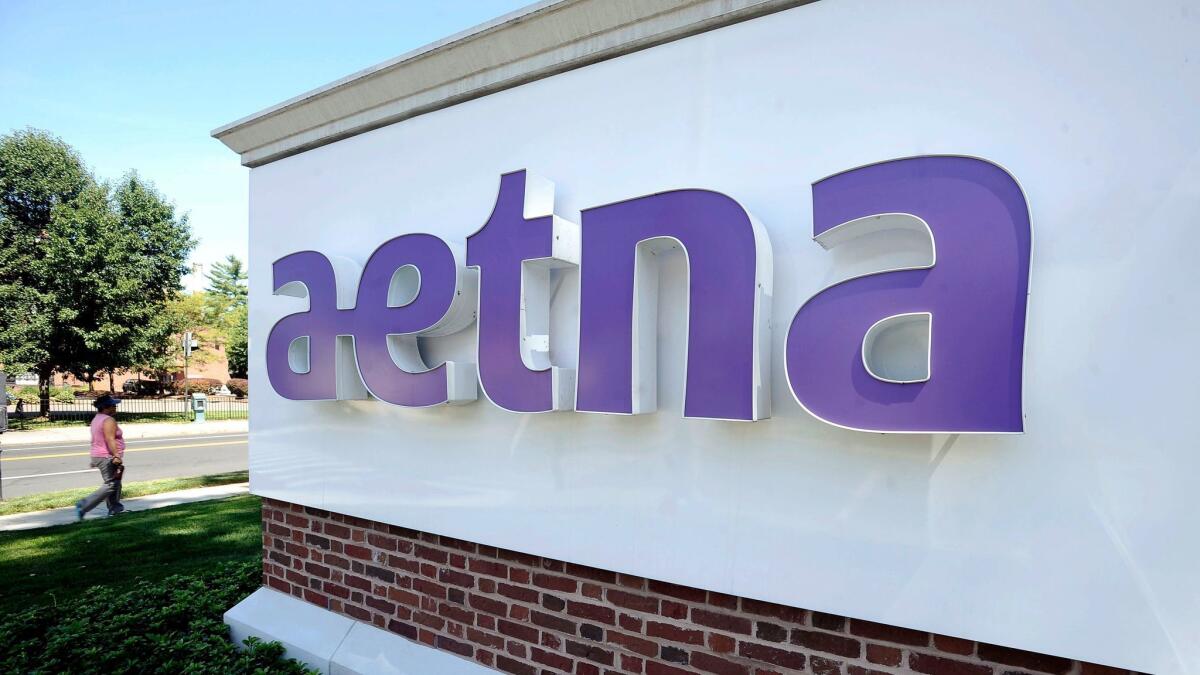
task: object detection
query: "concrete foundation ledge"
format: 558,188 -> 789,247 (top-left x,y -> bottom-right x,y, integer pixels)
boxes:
225,587 -> 491,674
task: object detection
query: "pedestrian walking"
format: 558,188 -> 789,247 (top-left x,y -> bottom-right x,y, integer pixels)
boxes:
75,394 -> 126,520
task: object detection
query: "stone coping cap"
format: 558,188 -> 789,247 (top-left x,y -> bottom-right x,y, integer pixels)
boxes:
212,0 -> 813,167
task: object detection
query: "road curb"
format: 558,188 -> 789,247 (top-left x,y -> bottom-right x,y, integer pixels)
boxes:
1,419 -> 249,446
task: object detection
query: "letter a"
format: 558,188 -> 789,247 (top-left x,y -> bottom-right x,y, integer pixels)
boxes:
265,250 -> 361,401
785,156 -> 1032,433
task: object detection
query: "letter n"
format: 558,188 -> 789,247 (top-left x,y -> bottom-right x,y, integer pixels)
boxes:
576,190 -> 773,420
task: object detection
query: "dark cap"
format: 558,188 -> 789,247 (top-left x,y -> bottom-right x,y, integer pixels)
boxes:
93,394 -> 121,410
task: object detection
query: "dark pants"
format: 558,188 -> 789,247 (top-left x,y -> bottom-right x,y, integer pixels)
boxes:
80,457 -> 124,515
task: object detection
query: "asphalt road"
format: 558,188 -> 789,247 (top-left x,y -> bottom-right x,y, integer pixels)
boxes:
0,433 -> 248,499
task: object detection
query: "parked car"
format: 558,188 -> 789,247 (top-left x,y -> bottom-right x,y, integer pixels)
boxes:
122,379 -> 163,395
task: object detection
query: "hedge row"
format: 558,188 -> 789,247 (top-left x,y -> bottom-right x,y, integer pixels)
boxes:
226,377 -> 248,397
0,560 -> 314,674
5,386 -> 76,404
176,377 -> 224,394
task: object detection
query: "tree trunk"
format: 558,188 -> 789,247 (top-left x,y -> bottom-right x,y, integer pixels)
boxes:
108,371 -> 115,393
87,373 -> 95,392
38,368 -> 51,417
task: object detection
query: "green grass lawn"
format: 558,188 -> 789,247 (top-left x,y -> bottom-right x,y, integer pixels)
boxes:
0,493 -> 261,615
0,470 -> 249,516
4,416 -> 97,431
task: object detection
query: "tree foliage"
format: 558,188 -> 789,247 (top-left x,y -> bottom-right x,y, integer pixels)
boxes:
44,182 -> 122,388
0,129 -> 89,380
144,291 -> 223,378
95,174 -> 194,389
226,304 -> 248,379
0,129 -> 195,408
205,255 -> 247,310
205,254 -> 248,378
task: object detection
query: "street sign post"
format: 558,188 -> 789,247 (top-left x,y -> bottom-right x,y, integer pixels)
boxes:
0,370 -> 6,500
182,332 -> 200,384
183,331 -> 192,382
0,370 -> 7,435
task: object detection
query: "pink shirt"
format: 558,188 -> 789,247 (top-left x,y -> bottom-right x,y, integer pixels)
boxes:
90,412 -> 125,458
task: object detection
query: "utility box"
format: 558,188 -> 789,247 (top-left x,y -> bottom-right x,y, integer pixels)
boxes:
191,392 -> 207,423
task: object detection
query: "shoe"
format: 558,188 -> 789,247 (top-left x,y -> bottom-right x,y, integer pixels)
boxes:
75,500 -> 85,522
107,505 -> 127,517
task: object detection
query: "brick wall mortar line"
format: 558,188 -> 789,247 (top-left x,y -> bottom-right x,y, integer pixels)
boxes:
259,502 -> 1135,675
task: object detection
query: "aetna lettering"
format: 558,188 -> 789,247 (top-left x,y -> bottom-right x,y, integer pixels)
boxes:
265,156 -> 1031,433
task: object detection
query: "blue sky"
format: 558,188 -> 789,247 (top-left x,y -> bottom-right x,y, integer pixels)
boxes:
0,0 -> 529,289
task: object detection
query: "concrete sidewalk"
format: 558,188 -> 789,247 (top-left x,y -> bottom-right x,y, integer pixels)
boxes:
0,482 -> 250,532
1,418 -> 248,446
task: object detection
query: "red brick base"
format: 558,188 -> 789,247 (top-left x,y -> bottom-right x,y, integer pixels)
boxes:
261,499 -> 1136,675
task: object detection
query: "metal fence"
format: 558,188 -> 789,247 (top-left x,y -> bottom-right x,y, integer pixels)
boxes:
4,395 -> 248,427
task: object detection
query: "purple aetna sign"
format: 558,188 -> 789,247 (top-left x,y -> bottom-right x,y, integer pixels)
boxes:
264,156 -> 1032,433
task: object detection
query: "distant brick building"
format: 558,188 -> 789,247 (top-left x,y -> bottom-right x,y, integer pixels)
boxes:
57,339 -> 231,391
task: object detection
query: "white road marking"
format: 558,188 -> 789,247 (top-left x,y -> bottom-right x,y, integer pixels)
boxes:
2,469 -> 96,481
2,440 -> 245,463
1,433 -> 248,452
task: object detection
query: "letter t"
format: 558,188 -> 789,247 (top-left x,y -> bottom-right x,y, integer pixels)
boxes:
466,170 -> 579,412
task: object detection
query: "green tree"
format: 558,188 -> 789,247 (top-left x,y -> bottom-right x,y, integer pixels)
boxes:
45,182 -> 121,390
106,174 -> 195,390
128,307 -> 186,390
0,129 -> 90,413
0,130 -> 194,410
146,291 -> 224,382
205,255 -> 247,310
226,304 -> 248,379
46,174 -> 194,393
205,254 -> 248,380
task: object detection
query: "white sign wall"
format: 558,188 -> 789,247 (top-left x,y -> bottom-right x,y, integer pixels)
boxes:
246,2 -> 1200,672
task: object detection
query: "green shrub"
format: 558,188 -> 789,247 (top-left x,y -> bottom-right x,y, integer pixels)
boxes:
0,560 -> 316,675
226,378 -> 248,398
4,386 -> 75,404
11,386 -> 40,405
176,377 -> 222,395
